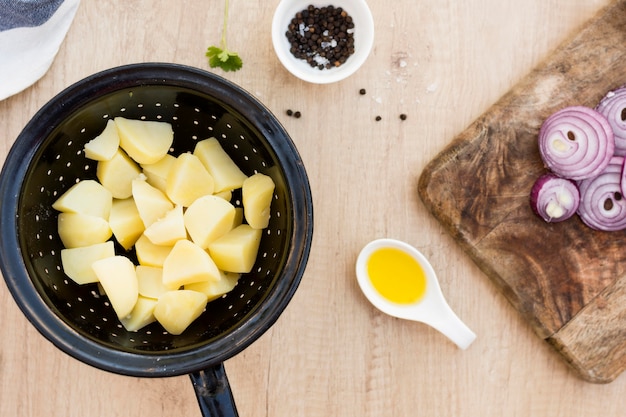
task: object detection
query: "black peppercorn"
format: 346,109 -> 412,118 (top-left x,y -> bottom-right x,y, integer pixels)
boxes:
375,116 -> 382,121
285,5 -> 356,70
359,88 -> 366,95
294,111 -> 302,118
400,114 -> 407,120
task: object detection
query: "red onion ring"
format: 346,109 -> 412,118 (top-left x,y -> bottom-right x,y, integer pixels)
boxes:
530,173 -> 580,222
596,86 -> 626,156
577,156 -> 626,231
538,106 -> 614,181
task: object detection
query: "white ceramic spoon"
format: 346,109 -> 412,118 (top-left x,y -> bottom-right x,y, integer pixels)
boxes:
271,0 -> 375,83
356,238 -> 477,350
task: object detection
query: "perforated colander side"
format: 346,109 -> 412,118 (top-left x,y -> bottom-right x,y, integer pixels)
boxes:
0,64 -> 313,376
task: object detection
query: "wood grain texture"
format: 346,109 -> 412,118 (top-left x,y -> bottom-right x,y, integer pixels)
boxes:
418,0 -> 626,382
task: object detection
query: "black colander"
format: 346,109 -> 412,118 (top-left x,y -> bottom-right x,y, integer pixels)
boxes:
0,63 -> 313,416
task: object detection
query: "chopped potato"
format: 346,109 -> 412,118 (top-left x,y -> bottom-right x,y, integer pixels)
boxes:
153,290 -> 208,335
114,117 -> 174,164
132,177 -> 174,228
120,296 -> 158,332
166,153 -> 214,206
91,256 -> 139,319
162,239 -> 221,289
97,149 -> 141,199
184,195 -> 236,249
242,173 -> 275,229
194,138 -> 248,192
58,212 -> 112,248
52,180 -> 112,219
60,241 -> 115,285
136,265 -> 169,299
141,153 -> 176,193
185,270 -> 240,302
84,119 -> 120,161
108,198 -> 144,250
135,234 -> 173,267
208,224 -> 262,273
144,205 -> 187,246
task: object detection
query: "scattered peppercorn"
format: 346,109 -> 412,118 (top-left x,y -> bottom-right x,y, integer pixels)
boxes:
294,111 -> 302,118
286,109 -> 293,116
359,88 -> 366,95
285,5 -> 356,70
400,114 -> 407,120
375,116 -> 382,121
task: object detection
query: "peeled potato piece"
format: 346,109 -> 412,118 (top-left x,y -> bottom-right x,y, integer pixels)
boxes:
154,290 -> 208,335
109,198 -> 144,250
97,149 -> 141,199
84,119 -> 120,161
120,296 -> 157,332
114,117 -> 174,164
184,195 -> 236,249
92,255 -> 139,319
135,234 -> 173,267
194,138 -> 248,192
208,224 -> 262,273
136,265 -> 169,299
162,239 -> 221,289
60,241 -> 115,285
58,212 -> 112,249
166,153 -> 214,207
141,154 -> 176,193
52,179 -> 112,219
186,270 -> 240,302
144,205 -> 187,246
132,177 -> 174,228
242,173 -> 275,229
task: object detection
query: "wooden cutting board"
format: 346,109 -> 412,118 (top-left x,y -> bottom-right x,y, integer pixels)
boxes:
418,0 -> 626,383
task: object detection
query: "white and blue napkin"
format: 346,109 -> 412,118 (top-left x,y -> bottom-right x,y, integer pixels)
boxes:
0,0 -> 80,100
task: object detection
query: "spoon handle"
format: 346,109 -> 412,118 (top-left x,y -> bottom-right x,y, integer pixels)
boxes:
426,300 -> 476,350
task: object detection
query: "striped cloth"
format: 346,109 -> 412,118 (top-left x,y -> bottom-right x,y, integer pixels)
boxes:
0,0 -> 80,100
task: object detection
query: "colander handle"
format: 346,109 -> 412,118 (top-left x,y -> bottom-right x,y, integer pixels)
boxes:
190,363 -> 239,417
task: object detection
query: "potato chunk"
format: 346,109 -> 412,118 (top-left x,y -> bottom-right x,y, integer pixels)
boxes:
84,119 -> 120,161
97,149 -> 141,199
153,290 -> 208,335
108,198 -> 144,250
52,180 -> 112,219
91,256 -> 139,319
58,213 -> 112,248
132,177 -> 174,228
166,153 -> 214,206
60,241 -> 115,285
114,117 -> 174,164
135,234 -> 173,267
184,195 -> 236,249
162,239 -> 221,289
208,224 -> 262,273
242,173 -> 275,229
186,270 -> 240,302
194,138 -> 248,192
144,205 -> 187,246
120,296 -> 157,332
136,265 -> 169,299
141,153 -> 176,193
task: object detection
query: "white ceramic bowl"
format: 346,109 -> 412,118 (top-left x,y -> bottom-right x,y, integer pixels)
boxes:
271,0 -> 375,84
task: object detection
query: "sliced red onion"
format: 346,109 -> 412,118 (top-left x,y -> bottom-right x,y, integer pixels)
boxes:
577,156 -> 626,231
530,173 -> 580,222
538,106 -> 614,181
596,86 -> 626,156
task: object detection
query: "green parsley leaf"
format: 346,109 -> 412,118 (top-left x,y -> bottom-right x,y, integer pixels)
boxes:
206,0 -> 243,72
206,46 -> 242,72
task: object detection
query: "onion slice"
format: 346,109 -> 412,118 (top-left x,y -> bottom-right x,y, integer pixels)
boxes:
577,156 -> 626,231
538,106 -> 614,181
596,86 -> 626,156
530,173 -> 580,222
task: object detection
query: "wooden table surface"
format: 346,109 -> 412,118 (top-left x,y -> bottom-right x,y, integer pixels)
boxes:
1,0 -> 625,416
